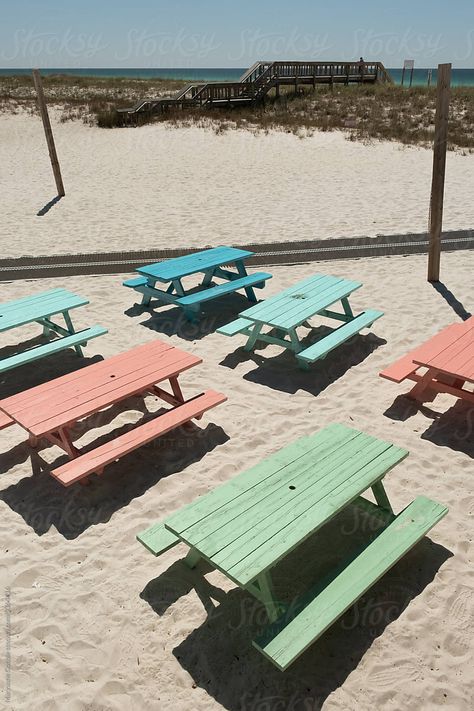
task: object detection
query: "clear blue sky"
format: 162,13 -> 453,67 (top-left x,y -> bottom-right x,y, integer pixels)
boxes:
0,0 -> 472,68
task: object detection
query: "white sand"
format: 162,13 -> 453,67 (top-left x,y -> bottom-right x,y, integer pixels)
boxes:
1,113 -> 473,258
0,251 -> 472,710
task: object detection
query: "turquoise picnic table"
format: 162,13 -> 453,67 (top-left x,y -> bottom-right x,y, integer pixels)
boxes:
123,246 -> 272,322
0,288 -> 107,375
137,423 -> 447,671
217,273 -> 383,367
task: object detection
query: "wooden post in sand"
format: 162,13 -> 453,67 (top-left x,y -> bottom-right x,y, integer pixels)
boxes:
32,69 -> 65,197
428,63 -> 451,282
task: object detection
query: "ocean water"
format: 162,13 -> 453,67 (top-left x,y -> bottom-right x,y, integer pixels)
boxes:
1,66 -> 473,87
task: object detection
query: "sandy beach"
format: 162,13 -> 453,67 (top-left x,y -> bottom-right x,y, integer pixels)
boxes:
1,113 -> 474,258
0,248 -> 472,710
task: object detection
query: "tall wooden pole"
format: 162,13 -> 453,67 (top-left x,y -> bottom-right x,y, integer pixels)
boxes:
428,63 -> 451,282
32,69 -> 65,197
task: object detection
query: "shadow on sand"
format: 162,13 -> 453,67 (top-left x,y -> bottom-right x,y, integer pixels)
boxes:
220,328 -> 386,395
0,413 -> 229,538
384,395 -> 474,458
431,282 -> 472,321
36,194 -> 63,216
124,291 -> 259,342
139,506 -> 452,710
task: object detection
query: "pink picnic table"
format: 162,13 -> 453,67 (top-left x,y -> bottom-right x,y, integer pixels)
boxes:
0,340 -> 226,486
380,316 -> 474,404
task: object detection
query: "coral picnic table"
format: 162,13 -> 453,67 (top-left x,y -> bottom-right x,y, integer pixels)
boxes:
0,340 -> 226,486
0,288 -> 107,374
123,246 -> 272,322
218,273 -> 383,367
380,316 -> 474,404
137,423 -> 447,670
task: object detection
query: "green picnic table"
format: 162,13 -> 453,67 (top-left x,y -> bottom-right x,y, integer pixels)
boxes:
217,273 -> 383,367
123,246 -> 272,322
137,423 -> 447,670
0,288 -> 107,375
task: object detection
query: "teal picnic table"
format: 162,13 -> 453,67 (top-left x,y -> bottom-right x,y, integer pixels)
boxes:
123,246 -> 272,322
137,423 -> 447,671
217,273 -> 383,367
0,288 -> 107,375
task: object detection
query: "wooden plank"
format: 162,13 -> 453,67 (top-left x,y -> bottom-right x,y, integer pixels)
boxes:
0,288 -> 66,314
32,69 -> 65,197
1,340 -> 175,413
21,350 -> 202,436
428,63 -> 451,282
137,523 -> 180,556
185,436 -> 387,560
137,247 -> 254,282
253,496 -> 448,670
51,389 -> 227,485
178,428 -> 365,547
217,317 -> 254,337
239,274 -> 333,322
0,410 -> 14,430
0,326 -> 107,375
217,445 -> 408,584
164,424 -> 350,534
379,323 -> 464,383
123,276 -> 147,289
297,310 -> 383,364
13,344 -> 187,423
416,329 -> 474,381
176,272 -> 272,306
0,292 -> 89,333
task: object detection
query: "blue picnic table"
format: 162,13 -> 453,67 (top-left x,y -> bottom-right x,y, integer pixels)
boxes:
123,246 -> 272,322
0,288 -> 107,375
218,273 -> 384,368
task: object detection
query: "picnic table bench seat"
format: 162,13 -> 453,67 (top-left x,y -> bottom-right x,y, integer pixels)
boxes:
253,495 -> 448,670
123,276 -> 148,289
0,326 -> 107,375
175,272 -> 272,307
297,309 -> 383,364
52,390 -> 226,486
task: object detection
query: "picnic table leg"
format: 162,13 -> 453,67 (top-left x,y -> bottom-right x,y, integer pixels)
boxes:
255,571 -> 281,623
341,297 -> 355,319
173,278 -> 199,323
236,260 -> 258,303
371,481 -> 394,514
244,323 -> 263,351
183,547 -> 202,569
62,311 -> 83,357
408,368 -> 439,402
201,268 -> 216,287
141,279 -> 157,307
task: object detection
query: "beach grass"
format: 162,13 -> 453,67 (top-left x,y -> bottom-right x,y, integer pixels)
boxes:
1,74 -> 473,150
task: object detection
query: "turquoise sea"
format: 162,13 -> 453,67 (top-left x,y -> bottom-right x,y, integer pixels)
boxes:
0,67 -> 474,87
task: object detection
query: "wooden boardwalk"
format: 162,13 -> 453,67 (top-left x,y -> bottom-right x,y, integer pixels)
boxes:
119,60 -> 392,120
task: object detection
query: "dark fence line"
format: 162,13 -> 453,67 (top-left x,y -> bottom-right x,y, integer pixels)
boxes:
1,230 -> 472,282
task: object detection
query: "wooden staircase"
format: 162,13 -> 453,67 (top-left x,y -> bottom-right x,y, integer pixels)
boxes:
118,60 -> 392,122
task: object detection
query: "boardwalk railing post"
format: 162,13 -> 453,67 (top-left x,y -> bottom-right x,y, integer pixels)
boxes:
32,69 -> 65,197
428,63 -> 451,283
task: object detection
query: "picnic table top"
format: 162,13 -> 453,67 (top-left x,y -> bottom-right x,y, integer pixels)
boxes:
413,319 -> 474,383
237,274 -> 362,330
0,288 -> 89,333
0,340 -> 202,437
164,423 -> 408,586
137,246 -> 254,282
